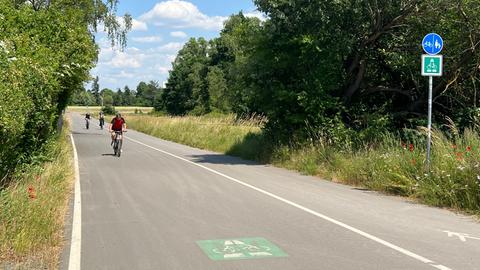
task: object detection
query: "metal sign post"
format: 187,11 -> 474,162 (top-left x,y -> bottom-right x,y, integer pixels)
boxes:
427,76 -> 433,165
421,33 -> 444,168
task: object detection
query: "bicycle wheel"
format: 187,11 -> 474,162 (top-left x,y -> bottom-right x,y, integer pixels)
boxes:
117,140 -> 122,157
113,140 -> 118,156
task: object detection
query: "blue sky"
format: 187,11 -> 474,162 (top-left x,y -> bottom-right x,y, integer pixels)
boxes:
91,0 -> 261,91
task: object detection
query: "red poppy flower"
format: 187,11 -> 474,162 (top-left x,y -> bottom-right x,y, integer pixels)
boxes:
467,146 -> 472,152
27,186 -> 36,199
409,144 -> 414,152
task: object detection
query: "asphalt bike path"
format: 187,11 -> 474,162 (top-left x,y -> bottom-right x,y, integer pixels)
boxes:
64,113 -> 480,270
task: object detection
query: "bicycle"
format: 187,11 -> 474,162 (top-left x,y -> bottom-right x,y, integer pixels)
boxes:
112,131 -> 124,157
99,118 -> 105,130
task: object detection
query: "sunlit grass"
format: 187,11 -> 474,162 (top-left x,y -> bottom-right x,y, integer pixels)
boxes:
127,114 -> 266,154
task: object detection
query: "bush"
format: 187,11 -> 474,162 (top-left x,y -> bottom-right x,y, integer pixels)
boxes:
102,105 -> 116,115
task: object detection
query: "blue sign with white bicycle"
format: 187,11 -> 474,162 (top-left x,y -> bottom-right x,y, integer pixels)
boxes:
422,33 -> 443,55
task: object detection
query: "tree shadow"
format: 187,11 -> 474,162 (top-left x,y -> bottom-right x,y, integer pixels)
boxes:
187,132 -> 274,166
188,154 -> 259,166
225,132 -> 273,163
72,131 -> 105,136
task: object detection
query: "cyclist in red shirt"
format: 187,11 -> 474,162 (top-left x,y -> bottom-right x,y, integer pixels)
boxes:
109,113 -> 126,145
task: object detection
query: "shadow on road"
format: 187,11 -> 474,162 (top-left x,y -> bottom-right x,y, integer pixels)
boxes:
101,153 -> 117,157
72,131 -> 105,136
188,154 -> 260,166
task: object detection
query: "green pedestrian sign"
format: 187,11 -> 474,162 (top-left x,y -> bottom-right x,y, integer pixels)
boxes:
421,55 -> 443,77
197,237 -> 288,261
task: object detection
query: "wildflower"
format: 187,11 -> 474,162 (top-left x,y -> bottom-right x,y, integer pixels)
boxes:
456,152 -> 463,161
7,57 -> 17,62
27,186 -> 36,199
477,175 -> 480,181
409,144 -> 414,152
401,142 -> 407,150
457,166 -> 465,171
446,174 -> 451,177
467,146 -> 472,152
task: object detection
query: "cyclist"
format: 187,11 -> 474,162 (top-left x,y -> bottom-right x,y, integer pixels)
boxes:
109,113 -> 126,146
99,111 -> 105,129
85,112 -> 91,129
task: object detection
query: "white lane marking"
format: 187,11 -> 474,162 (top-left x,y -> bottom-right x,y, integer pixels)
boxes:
68,134 -> 82,270
126,136 -> 451,270
444,230 -> 480,242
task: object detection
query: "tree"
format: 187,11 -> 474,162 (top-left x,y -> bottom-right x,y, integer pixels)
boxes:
0,0 -> 132,181
207,66 -> 229,112
92,76 -> 101,105
123,85 -> 134,105
162,38 -> 209,115
113,88 -> 124,106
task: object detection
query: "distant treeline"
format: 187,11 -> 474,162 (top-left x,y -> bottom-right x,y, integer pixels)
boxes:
71,77 -> 162,107
157,1 -> 480,143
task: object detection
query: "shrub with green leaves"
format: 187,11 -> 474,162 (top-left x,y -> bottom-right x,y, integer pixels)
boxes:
0,0 -> 131,184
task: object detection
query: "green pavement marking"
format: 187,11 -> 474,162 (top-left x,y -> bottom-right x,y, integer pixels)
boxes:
197,237 -> 288,261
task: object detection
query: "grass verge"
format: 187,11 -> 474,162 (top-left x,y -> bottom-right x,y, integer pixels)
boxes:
127,114 -> 266,156
0,119 -> 74,269
126,114 -> 480,215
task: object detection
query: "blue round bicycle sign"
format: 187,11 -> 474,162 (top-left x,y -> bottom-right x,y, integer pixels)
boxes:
422,33 -> 443,55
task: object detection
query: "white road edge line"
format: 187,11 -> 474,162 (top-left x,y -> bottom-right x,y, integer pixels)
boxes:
68,134 -> 81,270
126,136 -> 452,270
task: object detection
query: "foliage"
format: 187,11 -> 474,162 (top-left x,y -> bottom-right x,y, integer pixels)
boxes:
0,0 -> 130,182
71,80 -> 163,107
161,2 -> 480,144
101,105 -> 116,115
161,38 -> 210,115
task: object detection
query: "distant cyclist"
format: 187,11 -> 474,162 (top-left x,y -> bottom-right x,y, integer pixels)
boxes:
109,113 -> 126,145
85,112 -> 91,129
99,111 -> 105,129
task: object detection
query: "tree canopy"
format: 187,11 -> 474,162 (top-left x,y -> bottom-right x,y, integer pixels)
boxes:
160,1 -> 480,142
0,0 -> 131,182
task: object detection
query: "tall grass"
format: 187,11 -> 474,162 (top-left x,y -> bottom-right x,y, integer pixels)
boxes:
271,128 -> 480,213
126,114 -> 480,214
0,120 -> 73,268
127,114 -> 266,154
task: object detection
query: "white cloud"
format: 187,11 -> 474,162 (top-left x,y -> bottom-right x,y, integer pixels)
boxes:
170,31 -> 188,38
140,0 -> 227,31
244,11 -> 267,22
92,41 -> 184,90
109,52 -> 143,68
131,19 -> 148,31
150,42 -> 185,53
132,35 -> 163,43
